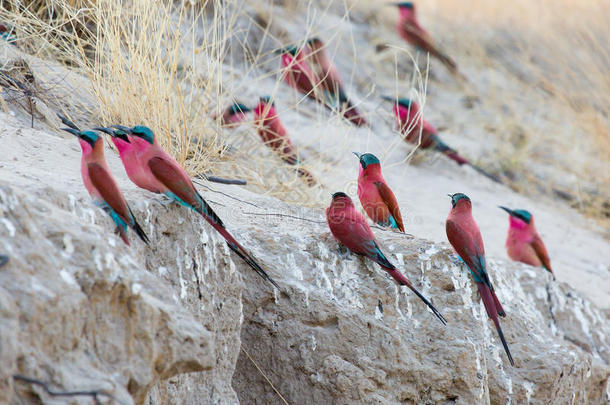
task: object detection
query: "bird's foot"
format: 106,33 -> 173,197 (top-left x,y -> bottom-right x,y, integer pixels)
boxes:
450,254 -> 464,266
336,244 -> 352,260
152,197 -> 174,210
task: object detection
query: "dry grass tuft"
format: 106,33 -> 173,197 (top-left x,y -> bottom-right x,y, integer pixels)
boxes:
2,0 -> 606,218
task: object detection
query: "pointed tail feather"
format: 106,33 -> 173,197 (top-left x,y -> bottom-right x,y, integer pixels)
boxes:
342,103 -> 368,127
468,163 -> 503,184
297,168 -> 317,186
117,227 -> 130,246
495,323 -> 515,366
431,137 -> 469,165
127,206 -> 149,244
385,267 -> 447,325
491,288 -> 506,317
201,212 -> 281,290
478,284 -> 514,365
429,47 -> 458,74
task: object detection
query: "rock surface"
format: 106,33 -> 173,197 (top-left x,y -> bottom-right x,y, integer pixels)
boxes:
0,114 -> 609,404
1,2 -> 609,403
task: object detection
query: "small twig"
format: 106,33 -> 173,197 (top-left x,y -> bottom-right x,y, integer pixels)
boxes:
12,375 -> 127,405
205,175 -> 247,186
241,347 -> 290,405
243,212 -> 326,224
370,224 -> 414,238
193,180 -> 260,208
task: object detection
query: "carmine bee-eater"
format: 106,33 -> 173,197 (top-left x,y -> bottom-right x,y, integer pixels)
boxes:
57,114 -> 149,246
279,46 -> 327,106
446,193 -> 514,366
383,96 -> 500,183
93,126 -> 151,189
499,207 -> 553,276
353,152 -> 404,232
110,124 -> 280,289
390,2 -> 459,75
253,96 -> 316,186
213,102 -> 251,127
305,38 -> 367,127
326,192 -> 446,324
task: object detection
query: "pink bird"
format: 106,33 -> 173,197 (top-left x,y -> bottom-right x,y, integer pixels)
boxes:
108,124 -> 280,289
353,152 -> 404,232
446,193 -> 514,366
93,126 -> 152,190
390,2 -> 459,75
57,115 -> 148,246
384,97 -> 501,183
253,96 -> 316,186
213,102 -> 251,128
326,192 -> 446,324
279,46 -> 328,106
500,207 -> 553,276
305,38 -> 367,126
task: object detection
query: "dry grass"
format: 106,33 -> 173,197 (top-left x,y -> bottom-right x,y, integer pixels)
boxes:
1,0 -> 607,218
423,0 -> 609,218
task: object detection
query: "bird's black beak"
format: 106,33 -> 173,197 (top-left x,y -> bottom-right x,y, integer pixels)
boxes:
60,127 -> 81,137
114,131 -> 130,143
381,95 -> 395,103
499,206 -> 514,216
93,126 -> 113,135
111,124 -> 132,134
57,113 -> 79,130
447,194 -> 454,198
352,152 -> 362,159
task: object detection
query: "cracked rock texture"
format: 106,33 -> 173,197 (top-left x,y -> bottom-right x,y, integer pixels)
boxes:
1,7 -> 609,403
1,112 -> 609,404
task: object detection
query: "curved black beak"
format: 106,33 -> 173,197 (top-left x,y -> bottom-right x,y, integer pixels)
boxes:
381,95 -> 396,103
94,127 -> 130,143
447,194 -> 454,198
57,113 -> 79,130
111,124 -> 132,134
352,152 -> 362,159
499,206 -> 514,216
60,127 -> 81,137
93,126 -> 113,135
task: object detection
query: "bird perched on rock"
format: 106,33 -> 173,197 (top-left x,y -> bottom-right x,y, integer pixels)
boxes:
253,96 -> 316,186
445,193 -> 514,366
305,38 -> 367,126
108,124 -> 280,289
499,207 -> 553,276
57,113 -> 148,246
353,152 -> 404,232
389,2 -> 459,75
383,97 -> 500,183
278,46 -> 326,106
326,192 -> 446,324
213,102 -> 251,128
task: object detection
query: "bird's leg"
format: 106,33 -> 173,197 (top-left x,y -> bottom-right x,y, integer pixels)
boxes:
151,197 -> 174,211
152,196 -> 174,209
450,254 -> 464,266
